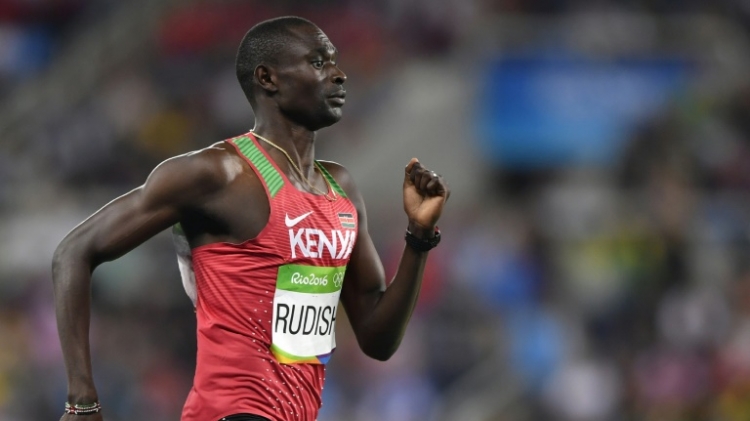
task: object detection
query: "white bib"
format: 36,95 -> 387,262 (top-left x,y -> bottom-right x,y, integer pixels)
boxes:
271,264 -> 345,364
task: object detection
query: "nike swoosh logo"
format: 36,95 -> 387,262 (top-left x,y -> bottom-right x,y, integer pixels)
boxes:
285,211 -> 314,227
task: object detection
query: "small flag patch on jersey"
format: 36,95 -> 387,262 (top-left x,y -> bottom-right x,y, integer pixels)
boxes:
338,213 -> 355,228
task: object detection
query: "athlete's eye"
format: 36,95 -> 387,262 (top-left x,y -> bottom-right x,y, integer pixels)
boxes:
312,60 -> 324,69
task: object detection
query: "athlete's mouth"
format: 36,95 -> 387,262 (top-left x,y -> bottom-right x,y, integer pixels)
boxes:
328,90 -> 346,105
328,90 -> 346,99
328,91 -> 346,106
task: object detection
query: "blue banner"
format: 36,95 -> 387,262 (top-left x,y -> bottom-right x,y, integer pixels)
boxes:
477,55 -> 691,168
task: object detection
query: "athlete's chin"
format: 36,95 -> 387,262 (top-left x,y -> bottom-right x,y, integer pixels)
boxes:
329,108 -> 343,122
317,109 -> 343,128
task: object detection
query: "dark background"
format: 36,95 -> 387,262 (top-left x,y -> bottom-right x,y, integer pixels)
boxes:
2,0 -> 750,420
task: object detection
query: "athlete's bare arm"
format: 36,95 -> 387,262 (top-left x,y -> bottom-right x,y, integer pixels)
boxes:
52,146 -> 247,420
331,158 -> 449,361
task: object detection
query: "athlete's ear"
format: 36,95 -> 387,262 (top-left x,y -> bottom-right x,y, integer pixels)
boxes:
254,64 -> 278,94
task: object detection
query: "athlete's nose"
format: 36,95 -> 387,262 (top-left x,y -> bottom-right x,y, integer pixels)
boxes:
332,67 -> 347,85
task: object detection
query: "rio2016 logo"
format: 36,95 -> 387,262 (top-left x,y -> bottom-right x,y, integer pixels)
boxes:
289,271 -> 344,289
290,272 -> 328,286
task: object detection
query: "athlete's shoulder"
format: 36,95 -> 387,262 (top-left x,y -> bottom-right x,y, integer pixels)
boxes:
317,160 -> 359,196
147,140 -> 244,198
316,160 -> 352,188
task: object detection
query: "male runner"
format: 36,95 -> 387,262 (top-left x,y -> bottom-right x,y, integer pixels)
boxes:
53,16 -> 449,421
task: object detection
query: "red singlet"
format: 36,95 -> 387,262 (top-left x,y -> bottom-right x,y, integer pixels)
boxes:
180,133 -> 358,421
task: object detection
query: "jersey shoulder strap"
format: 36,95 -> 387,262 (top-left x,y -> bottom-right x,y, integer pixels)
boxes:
314,161 -> 347,198
230,135 -> 285,198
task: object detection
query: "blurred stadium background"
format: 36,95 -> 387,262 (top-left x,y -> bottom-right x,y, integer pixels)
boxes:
2,0 -> 750,420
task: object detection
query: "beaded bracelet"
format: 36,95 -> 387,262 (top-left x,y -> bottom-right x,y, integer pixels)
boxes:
64,402 -> 101,415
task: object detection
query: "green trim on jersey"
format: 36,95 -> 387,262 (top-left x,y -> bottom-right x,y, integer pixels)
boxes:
173,222 -> 185,235
315,161 -> 347,198
233,136 -> 284,197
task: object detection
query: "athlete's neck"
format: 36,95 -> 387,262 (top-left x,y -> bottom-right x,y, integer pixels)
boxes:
251,120 -> 317,175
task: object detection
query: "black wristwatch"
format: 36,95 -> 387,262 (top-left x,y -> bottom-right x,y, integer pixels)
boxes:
404,226 -> 441,252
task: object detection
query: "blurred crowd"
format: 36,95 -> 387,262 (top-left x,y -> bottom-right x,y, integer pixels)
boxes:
4,0 -> 750,420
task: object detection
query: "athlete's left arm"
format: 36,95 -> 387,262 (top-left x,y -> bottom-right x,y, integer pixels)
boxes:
331,159 -> 449,361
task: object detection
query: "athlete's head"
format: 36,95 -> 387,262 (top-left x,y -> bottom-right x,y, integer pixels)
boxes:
236,16 -> 347,130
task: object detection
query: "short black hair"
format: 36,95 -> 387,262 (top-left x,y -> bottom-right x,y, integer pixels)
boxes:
236,16 -> 317,106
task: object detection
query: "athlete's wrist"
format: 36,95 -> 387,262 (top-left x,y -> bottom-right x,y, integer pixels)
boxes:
67,386 -> 98,406
405,224 -> 441,252
406,221 -> 436,240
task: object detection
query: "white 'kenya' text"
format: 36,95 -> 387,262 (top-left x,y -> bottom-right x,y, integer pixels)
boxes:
289,228 -> 356,259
